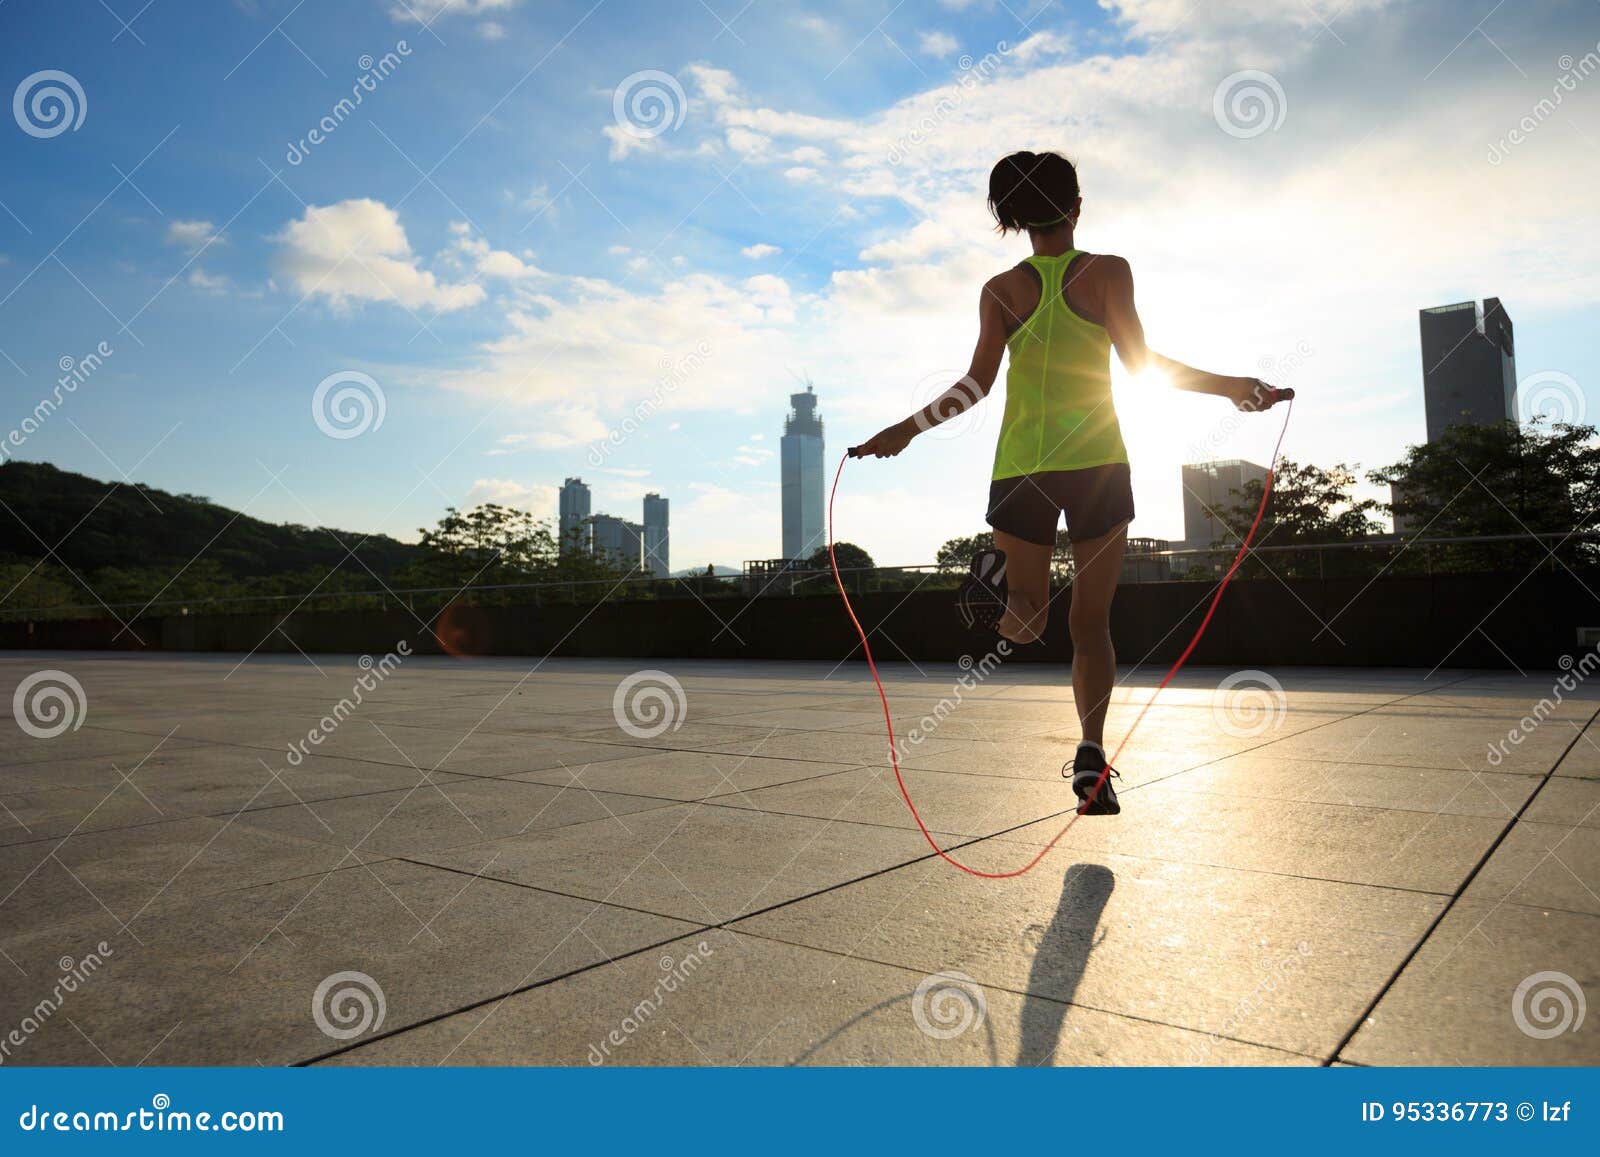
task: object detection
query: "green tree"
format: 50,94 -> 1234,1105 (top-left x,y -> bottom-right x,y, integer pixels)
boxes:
808,542 -> 874,573
1370,419 -> 1600,572
1217,458 -> 1382,578
400,504 -> 560,589
935,532 -> 994,573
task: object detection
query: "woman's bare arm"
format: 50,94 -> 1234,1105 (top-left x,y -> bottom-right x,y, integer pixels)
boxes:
1099,256 -> 1278,411
856,281 -> 1009,457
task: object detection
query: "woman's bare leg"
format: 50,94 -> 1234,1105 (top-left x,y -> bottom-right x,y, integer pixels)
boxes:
991,530 -> 1053,644
1067,522 -> 1129,746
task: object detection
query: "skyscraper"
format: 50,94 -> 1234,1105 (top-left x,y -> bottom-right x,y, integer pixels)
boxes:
1182,459 -> 1267,549
781,385 -> 825,561
1420,298 -> 1517,442
559,477 -> 591,553
590,514 -> 642,571
641,493 -> 669,578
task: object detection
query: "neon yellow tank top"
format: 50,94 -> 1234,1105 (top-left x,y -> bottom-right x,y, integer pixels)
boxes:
992,251 -> 1128,480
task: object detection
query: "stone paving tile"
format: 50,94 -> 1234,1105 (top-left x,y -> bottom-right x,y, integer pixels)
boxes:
1258,714 -> 1574,774
0,750 -> 479,844
711,764 -> 1079,838
1159,754 -> 1542,819
0,860 -> 694,1065
320,928 -> 1309,1067
233,777 -> 680,858
1341,900 -> 1600,1066
412,803 -> 950,925
0,726 -> 207,769
504,749 -> 867,802
1460,821 -> 1600,917
987,789 -> 1503,894
0,815 -> 386,937
1522,777 -> 1600,827
735,853 -> 1445,1059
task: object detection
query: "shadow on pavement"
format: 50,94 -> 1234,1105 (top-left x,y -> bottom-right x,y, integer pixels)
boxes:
1017,862 -> 1115,1065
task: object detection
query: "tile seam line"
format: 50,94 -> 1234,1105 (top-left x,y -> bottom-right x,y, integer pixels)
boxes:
1326,698 -> 1600,1067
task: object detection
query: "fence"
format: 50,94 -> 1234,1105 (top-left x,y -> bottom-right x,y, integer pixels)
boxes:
1,531 -> 1593,623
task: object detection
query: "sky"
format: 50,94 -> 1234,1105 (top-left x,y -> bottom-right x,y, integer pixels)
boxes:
1,0 -> 1597,571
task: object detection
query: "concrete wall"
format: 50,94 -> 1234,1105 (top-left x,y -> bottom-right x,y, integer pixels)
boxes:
2,570 -> 1592,669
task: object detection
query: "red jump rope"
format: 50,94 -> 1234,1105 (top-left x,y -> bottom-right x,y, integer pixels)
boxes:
829,388 -> 1295,878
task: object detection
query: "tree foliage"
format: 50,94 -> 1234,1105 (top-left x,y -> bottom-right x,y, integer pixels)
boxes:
1370,419 -> 1600,571
808,542 -> 874,573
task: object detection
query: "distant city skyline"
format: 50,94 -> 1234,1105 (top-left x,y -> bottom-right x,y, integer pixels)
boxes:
556,476 -> 668,575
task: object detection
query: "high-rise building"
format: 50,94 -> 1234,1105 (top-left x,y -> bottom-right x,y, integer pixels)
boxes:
559,477 -> 591,553
590,514 -> 642,571
1420,298 -> 1516,442
1182,459 -> 1267,549
781,385 -> 825,561
642,493 -> 669,579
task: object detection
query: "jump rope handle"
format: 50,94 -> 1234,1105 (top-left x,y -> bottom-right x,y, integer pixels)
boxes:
847,445 -> 864,458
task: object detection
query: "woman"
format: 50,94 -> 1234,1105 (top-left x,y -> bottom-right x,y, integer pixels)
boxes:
855,150 -> 1289,816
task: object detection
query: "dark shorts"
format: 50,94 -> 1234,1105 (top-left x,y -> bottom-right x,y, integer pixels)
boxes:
986,463 -> 1135,546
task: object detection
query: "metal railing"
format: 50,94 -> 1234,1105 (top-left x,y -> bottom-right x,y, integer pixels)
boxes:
1,531 -> 1593,622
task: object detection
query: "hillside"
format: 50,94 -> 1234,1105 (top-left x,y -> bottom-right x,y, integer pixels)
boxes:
0,460 -> 423,579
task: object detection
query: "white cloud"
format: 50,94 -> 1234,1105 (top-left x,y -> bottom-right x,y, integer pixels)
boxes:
918,30 -> 959,58
604,122 -> 661,162
272,198 -> 485,312
187,267 -> 229,294
449,225 -> 543,280
740,243 -> 781,259
166,219 -> 221,251
477,20 -> 507,39
792,13 -> 835,38
465,478 -> 557,518
389,0 -> 517,23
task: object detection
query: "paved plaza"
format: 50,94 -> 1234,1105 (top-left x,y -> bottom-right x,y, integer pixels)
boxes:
1,652 -> 1596,1066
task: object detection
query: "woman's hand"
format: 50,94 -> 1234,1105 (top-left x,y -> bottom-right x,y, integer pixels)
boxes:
1229,377 -> 1281,412
855,419 -> 917,459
